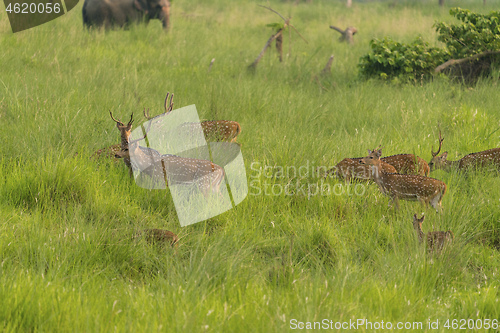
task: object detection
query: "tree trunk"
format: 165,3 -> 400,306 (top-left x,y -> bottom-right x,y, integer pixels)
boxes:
346,0 -> 352,7
321,55 -> 334,75
330,25 -> 357,44
439,0 -> 444,6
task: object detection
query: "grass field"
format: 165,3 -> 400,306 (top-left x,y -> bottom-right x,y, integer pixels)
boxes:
1,0 -> 500,331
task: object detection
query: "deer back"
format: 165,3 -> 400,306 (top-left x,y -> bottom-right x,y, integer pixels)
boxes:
201,120 -> 241,142
378,172 -> 446,200
382,154 -> 430,176
135,229 -> 179,248
92,144 -> 122,161
426,230 -> 453,251
335,157 -> 396,181
458,148 -> 500,170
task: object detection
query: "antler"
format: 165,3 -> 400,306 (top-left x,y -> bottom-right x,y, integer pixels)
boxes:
109,111 -> 134,126
143,92 -> 175,121
143,107 -> 151,120
128,120 -> 153,145
165,92 -> 174,113
431,129 -> 444,157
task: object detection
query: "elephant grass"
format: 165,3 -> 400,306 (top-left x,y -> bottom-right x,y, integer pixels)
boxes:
1,0 -> 500,331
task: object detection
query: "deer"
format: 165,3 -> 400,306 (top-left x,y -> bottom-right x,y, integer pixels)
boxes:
412,214 -> 453,253
328,157 -> 397,181
134,229 -> 179,248
92,112 -> 134,171
359,147 -> 447,211
382,154 -> 430,176
325,153 -> 429,180
144,92 -> 242,143
429,130 -> 500,172
114,123 -> 226,195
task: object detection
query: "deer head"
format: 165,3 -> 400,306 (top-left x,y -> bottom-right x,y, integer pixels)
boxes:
109,111 -> 134,148
114,120 -> 154,161
412,214 -> 425,242
359,146 -> 383,176
429,129 -> 447,171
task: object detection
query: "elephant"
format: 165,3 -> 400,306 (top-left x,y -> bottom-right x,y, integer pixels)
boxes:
82,0 -> 170,30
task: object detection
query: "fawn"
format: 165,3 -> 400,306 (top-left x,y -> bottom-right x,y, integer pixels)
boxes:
412,214 -> 453,253
429,130 -> 500,172
360,148 -> 447,211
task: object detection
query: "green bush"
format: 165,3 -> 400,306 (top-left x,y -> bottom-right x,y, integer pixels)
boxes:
435,8 -> 500,59
359,8 -> 500,81
358,37 -> 449,82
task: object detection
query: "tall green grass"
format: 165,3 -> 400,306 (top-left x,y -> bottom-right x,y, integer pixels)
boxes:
1,0 -> 500,331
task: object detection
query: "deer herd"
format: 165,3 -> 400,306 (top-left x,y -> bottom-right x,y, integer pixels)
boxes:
326,128 -> 500,253
93,93 -> 500,253
93,92 -> 242,247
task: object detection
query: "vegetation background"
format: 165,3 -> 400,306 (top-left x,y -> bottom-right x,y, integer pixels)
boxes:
1,0 -> 500,331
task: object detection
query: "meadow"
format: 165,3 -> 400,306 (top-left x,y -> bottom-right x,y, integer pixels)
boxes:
1,0 -> 500,331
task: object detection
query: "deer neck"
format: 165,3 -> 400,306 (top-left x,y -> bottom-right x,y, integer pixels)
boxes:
440,159 -> 459,172
120,133 -> 130,150
413,224 -> 424,243
369,161 -> 387,185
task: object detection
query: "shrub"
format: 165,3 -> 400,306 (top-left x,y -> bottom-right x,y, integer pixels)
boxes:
359,8 -> 500,82
435,8 -> 500,59
358,37 -> 449,82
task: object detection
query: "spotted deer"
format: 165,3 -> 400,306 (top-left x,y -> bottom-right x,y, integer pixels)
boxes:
135,229 -> 179,248
103,111 -> 136,175
115,124 -> 226,195
429,130 -> 500,172
325,154 -> 428,180
92,112 -> 134,171
360,148 -> 447,211
413,214 -> 453,253
144,92 -> 242,143
327,157 -> 397,181
382,154 -> 430,176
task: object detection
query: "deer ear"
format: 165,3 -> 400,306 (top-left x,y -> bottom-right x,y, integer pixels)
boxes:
375,150 -> 382,158
440,152 -> 448,160
368,149 -> 372,154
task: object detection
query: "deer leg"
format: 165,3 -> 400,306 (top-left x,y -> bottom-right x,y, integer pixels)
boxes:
418,197 -> 429,210
430,195 -> 443,213
390,196 -> 400,210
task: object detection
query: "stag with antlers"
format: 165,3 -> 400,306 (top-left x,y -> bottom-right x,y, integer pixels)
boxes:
360,147 -> 447,211
114,121 -> 226,195
429,130 -> 500,172
91,112 -> 135,173
144,92 -> 242,143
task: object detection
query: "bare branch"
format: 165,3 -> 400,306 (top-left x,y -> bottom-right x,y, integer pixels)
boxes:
248,30 -> 282,70
257,5 -> 287,23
